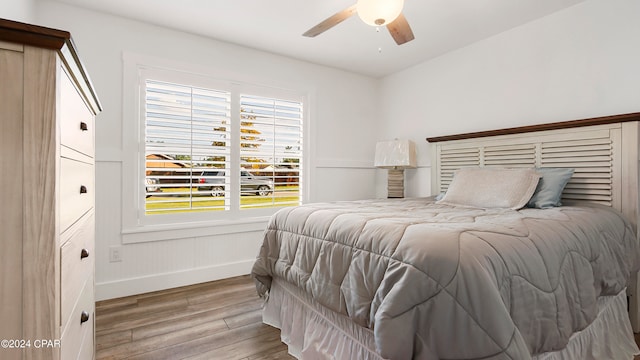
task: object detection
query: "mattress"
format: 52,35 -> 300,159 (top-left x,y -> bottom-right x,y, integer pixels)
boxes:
252,197 -> 640,359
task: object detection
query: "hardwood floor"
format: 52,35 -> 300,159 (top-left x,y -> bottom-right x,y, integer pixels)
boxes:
97,275 -> 640,359
95,275 -> 294,360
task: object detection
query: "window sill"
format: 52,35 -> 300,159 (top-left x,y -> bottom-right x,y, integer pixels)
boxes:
121,216 -> 271,244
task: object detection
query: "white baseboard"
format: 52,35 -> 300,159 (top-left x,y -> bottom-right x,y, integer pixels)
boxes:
95,260 -> 254,301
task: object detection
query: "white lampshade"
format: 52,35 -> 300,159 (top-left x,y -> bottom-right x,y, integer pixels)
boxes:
374,139 -> 416,169
357,0 -> 404,26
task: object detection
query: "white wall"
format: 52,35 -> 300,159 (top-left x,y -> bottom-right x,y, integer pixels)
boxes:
35,1 -> 381,300
1,0 -> 36,23
379,0 -> 640,198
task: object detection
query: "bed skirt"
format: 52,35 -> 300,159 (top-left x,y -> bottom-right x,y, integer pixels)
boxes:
263,277 -> 639,360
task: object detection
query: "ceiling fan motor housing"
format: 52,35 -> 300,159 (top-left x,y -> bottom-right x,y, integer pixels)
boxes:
357,0 -> 404,26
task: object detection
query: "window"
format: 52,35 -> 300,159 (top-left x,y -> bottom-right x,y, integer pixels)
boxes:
121,55 -> 309,241
143,79 -> 304,216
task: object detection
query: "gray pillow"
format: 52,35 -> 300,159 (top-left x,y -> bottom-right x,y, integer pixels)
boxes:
436,168 -> 540,210
527,167 -> 574,209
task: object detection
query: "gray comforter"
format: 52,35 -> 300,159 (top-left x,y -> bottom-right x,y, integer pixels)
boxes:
251,198 -> 640,359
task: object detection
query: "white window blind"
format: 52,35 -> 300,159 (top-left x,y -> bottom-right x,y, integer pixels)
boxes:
239,94 -> 303,209
145,80 -> 231,214
144,80 -> 303,215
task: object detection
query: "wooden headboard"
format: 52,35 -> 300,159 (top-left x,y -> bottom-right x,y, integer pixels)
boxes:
427,112 -> 640,331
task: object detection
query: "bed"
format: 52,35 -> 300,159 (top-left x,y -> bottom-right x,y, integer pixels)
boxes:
251,113 -> 640,359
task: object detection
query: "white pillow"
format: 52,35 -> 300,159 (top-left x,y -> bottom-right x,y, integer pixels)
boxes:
437,168 -> 540,210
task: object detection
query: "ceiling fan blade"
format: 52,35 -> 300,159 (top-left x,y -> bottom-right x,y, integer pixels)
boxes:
303,4 -> 358,37
387,13 -> 414,45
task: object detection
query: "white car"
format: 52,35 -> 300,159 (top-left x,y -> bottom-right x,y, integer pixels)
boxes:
196,170 -> 273,197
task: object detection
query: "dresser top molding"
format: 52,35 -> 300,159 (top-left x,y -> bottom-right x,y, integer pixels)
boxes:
0,18 -> 102,113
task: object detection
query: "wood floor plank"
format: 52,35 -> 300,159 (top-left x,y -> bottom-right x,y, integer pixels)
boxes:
124,323 -> 276,360
96,276 -> 293,360
98,291 -> 261,338
95,330 -> 132,351
97,319 -> 229,359
134,276 -> 252,302
187,286 -> 259,308
245,348 -> 293,360
224,308 -> 263,330
246,344 -> 295,360
186,280 -> 256,304
132,298 -> 262,341
96,297 -> 190,332
183,330 -> 284,360
245,348 -> 295,360
95,296 -> 138,313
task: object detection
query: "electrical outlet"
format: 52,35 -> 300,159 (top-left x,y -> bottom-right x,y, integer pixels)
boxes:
109,246 -> 123,262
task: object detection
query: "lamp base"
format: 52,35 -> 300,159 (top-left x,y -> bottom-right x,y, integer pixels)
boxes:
387,169 -> 404,198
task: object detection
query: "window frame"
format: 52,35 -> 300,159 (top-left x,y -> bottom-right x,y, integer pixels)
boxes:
121,53 -> 311,243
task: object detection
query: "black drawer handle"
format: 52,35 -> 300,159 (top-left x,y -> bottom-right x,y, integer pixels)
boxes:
80,185 -> 87,194
80,311 -> 90,324
80,122 -> 88,131
80,248 -> 89,259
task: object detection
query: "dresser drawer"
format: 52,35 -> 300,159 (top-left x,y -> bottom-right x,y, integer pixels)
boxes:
60,157 -> 94,232
61,277 -> 94,360
61,211 -> 94,327
76,327 -> 95,360
60,68 -> 94,158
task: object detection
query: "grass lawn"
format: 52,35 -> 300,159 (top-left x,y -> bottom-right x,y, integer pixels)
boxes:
146,186 -> 300,214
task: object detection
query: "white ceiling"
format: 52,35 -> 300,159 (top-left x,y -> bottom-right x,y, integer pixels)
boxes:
54,0 -> 585,78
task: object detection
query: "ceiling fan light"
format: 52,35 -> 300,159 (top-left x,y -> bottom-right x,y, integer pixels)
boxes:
357,0 -> 404,26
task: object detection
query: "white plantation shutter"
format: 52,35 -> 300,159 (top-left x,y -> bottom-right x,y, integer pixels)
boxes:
143,80 -> 303,215
239,94 -> 303,209
145,80 -> 231,214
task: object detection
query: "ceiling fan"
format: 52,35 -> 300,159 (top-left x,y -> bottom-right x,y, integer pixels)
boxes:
303,0 -> 415,45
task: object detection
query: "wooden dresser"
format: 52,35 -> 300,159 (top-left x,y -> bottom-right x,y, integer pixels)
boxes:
0,19 -> 101,360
